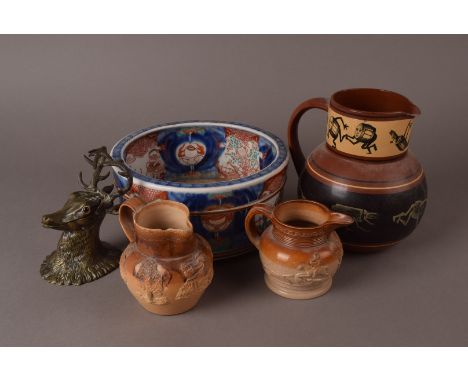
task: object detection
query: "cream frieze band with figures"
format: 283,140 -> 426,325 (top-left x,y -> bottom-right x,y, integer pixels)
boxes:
326,108 -> 414,159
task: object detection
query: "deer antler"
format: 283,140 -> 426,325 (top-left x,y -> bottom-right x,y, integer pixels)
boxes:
78,146 -> 133,204
79,147 -> 111,190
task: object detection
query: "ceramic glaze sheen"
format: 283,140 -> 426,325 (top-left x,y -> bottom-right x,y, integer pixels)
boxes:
245,200 -> 353,299
119,198 -> 213,315
288,89 -> 428,252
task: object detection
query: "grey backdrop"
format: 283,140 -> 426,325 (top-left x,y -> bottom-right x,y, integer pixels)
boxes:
1,35 -> 467,346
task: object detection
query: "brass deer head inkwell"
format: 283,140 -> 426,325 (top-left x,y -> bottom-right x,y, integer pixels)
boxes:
40,147 -> 132,285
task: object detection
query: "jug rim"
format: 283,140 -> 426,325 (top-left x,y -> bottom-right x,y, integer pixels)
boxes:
330,88 -> 421,120
133,199 -> 194,234
271,200 -> 343,233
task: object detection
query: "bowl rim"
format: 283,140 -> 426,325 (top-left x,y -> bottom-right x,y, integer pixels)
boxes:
111,120 -> 289,194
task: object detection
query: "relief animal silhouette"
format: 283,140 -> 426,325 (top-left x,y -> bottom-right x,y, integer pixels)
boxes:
393,199 -> 427,226
40,147 -> 132,285
292,253 -> 330,285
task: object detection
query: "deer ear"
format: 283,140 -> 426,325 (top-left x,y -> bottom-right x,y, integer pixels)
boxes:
102,185 -> 114,194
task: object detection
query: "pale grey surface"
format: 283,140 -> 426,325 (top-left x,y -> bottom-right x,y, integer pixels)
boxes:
0,35 -> 467,346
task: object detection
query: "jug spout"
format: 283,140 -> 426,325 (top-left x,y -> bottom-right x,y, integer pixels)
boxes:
323,212 -> 354,231
396,100 -> 420,119
406,102 -> 421,117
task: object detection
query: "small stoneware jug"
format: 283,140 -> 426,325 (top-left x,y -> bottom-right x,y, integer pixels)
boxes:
119,198 -> 214,315
245,200 -> 353,299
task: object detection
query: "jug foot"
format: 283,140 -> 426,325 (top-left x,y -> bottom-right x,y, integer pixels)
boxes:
135,295 -> 202,316
264,274 -> 333,300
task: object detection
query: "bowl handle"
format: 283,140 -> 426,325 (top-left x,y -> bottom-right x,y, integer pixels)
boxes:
287,97 -> 328,176
244,204 -> 274,250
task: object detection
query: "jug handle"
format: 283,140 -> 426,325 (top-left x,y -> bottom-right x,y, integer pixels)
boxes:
244,204 -> 274,250
119,197 -> 145,242
287,97 -> 328,176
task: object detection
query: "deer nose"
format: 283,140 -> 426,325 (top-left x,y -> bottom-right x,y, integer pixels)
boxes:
42,215 -> 53,225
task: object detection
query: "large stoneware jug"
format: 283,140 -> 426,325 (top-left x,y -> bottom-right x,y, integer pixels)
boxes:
288,88 -> 427,252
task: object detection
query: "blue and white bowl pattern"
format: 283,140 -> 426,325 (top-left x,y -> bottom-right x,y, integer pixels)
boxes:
111,121 -> 288,259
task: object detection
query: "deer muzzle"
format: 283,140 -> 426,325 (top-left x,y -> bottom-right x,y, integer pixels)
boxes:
42,210 -> 70,230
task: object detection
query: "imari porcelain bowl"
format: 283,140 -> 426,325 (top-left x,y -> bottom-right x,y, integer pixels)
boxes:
111,121 -> 289,259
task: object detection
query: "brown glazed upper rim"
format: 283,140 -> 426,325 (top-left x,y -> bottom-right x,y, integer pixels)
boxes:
133,199 -> 194,235
272,200 -> 331,233
330,88 -> 421,121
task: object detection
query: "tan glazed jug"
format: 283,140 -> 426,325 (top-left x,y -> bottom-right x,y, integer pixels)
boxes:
245,200 -> 353,299
119,198 -> 214,315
